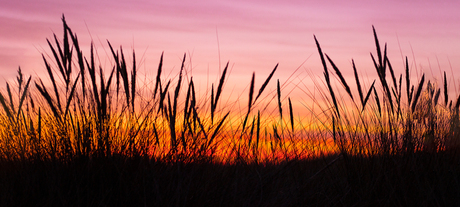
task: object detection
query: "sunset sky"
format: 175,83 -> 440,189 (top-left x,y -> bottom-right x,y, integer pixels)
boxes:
1,0 -> 459,102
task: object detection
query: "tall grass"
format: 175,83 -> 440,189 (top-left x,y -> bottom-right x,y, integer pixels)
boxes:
0,16 -> 325,164
1,17 -> 459,165
313,26 -> 460,157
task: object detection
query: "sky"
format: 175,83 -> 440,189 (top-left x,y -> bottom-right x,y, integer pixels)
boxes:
1,0 -> 460,107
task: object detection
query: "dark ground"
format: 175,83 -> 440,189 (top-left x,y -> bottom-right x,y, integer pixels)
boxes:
1,152 -> 460,206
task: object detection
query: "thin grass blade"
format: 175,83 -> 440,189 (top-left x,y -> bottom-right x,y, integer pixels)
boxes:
254,63 -> 278,103
362,80 -> 376,112
411,74 -> 425,112
288,97 -> 294,132
153,52 -> 163,99
326,54 -> 353,100
315,35 -> 340,118
352,60 -> 364,105
444,71 -> 448,106
277,79 -> 282,120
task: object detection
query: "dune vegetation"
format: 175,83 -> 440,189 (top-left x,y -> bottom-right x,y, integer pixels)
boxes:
1,16 -> 460,206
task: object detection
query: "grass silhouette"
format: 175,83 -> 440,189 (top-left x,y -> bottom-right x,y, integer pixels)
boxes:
1,16 -> 460,206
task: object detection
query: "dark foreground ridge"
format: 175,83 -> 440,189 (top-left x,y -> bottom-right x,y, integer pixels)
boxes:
1,153 -> 460,206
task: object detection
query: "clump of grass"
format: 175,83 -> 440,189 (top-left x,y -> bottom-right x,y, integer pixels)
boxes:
313,25 -> 460,158
1,16 -> 319,164
1,16 -> 459,164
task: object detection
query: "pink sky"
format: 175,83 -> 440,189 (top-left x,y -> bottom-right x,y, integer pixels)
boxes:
1,0 -> 460,106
